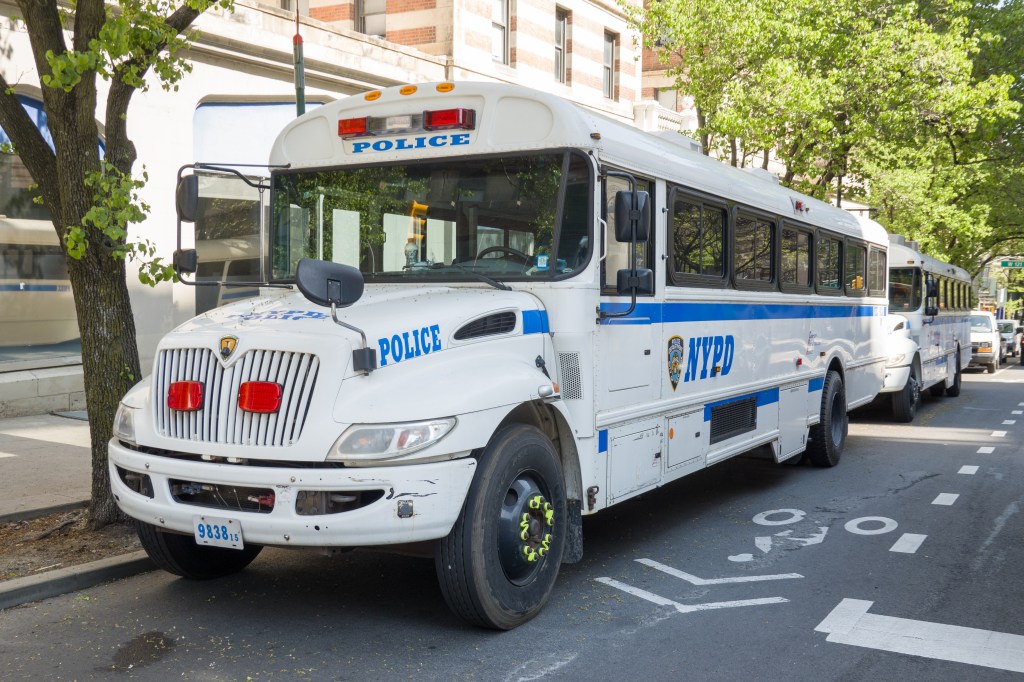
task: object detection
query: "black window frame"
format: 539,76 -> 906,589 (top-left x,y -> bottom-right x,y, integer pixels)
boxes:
666,186 -> 729,289
815,230 -> 844,296
732,208 -> 777,292
779,220 -> 813,294
844,238 -> 868,298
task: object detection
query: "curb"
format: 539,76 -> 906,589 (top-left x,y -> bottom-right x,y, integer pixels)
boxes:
0,501 -> 89,525
0,551 -> 155,610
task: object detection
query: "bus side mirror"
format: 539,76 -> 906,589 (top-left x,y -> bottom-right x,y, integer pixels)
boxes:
614,190 -> 651,242
616,267 -> 654,296
925,305 -> 938,317
926,278 -> 938,298
173,248 -> 197,275
175,175 -> 200,223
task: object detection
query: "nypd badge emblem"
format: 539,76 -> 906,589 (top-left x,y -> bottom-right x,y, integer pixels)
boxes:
667,336 -> 684,390
220,336 -> 238,360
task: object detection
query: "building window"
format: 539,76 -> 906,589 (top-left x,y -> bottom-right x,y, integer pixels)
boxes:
493,0 -> 510,64
358,0 -> 386,38
603,32 -> 618,99
555,9 -> 568,83
655,88 -> 676,110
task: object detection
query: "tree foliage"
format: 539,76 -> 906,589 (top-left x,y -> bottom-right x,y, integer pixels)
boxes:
0,0 -> 229,527
626,0 -> 1020,274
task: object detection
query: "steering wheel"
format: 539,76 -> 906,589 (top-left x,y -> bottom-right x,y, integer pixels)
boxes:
475,246 -> 531,264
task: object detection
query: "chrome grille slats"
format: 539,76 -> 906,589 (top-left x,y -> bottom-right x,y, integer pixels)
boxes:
155,348 -> 320,447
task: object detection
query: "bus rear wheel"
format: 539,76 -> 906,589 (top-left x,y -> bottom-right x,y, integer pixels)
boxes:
808,370 -> 846,467
135,521 -> 263,580
436,424 -> 566,630
891,367 -> 919,423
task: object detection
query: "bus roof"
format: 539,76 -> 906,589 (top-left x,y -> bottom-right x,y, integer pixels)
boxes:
270,81 -> 885,245
888,236 -> 970,282
0,218 -> 60,246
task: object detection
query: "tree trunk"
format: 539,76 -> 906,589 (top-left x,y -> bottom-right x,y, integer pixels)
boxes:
66,250 -> 141,529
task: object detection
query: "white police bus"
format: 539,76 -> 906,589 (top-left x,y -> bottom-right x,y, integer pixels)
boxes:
109,82 -> 889,629
880,235 -> 971,421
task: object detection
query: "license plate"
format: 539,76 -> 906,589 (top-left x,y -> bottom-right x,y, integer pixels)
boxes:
192,515 -> 244,550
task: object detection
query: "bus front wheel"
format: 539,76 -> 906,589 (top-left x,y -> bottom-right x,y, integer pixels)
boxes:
808,370 -> 846,467
891,367 -> 919,423
435,424 -> 566,630
946,352 -> 962,397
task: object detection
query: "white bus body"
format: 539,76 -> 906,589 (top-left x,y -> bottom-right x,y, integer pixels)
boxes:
0,218 -> 78,347
880,235 -> 971,421
109,82 -> 889,629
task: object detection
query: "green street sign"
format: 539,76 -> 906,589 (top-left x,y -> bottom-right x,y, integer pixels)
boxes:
1001,260 -> 1024,268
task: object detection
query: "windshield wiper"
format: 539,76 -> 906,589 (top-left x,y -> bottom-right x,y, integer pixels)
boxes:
435,262 -> 511,291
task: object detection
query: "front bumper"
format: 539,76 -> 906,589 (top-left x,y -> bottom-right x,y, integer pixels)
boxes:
969,351 -> 996,366
109,439 -> 476,547
879,365 -> 911,394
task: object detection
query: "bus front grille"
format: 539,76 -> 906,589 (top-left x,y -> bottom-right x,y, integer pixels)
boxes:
155,348 -> 319,447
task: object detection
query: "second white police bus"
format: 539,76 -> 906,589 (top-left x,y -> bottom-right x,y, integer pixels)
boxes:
109,82 -> 890,629
880,235 -> 971,421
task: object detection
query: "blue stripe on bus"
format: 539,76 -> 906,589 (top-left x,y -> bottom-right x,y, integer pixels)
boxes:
598,301 -> 886,325
808,377 -> 825,392
703,388 -> 780,422
598,429 -> 608,453
522,309 -> 550,334
0,283 -> 70,292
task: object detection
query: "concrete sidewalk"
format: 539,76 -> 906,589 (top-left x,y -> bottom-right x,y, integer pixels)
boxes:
0,413 -> 154,609
0,413 -> 92,520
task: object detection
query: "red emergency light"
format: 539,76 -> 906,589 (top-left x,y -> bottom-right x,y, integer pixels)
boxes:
238,381 -> 283,414
338,117 -> 368,138
423,108 -> 476,131
168,381 -> 204,412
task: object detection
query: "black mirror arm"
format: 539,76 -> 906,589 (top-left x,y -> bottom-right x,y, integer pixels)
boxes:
329,297 -> 377,374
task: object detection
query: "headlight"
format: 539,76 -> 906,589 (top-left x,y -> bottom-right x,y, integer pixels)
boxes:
113,403 -> 136,445
329,418 -> 456,461
886,353 -> 907,367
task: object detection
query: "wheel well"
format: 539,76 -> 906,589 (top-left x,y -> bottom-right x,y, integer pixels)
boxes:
497,402 -> 582,504
827,357 -> 844,383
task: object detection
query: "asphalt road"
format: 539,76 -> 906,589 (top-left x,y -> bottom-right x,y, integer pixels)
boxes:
2,364 -> 1023,681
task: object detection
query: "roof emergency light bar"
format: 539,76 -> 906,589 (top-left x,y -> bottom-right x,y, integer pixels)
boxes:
338,108 -> 476,139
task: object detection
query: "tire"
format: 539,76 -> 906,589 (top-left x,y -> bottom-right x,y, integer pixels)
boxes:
946,352 -> 962,397
929,379 -> 946,398
807,370 -> 846,468
988,356 -> 999,374
436,424 -> 566,630
891,367 -> 919,423
136,521 -> 262,580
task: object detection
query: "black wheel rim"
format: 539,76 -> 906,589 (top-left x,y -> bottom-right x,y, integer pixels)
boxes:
497,472 -> 554,585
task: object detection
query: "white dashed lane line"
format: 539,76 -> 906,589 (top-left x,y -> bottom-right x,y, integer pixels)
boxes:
958,465 -> 979,475
932,493 -> 960,506
978,446 -> 995,454
890,533 -> 928,554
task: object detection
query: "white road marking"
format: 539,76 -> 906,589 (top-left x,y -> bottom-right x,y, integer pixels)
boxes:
992,431 -> 1007,437
844,517 -> 898,535
959,465 -> 979,475
637,558 -> 803,584
889,533 -> 927,554
1003,420 -> 1016,425
752,508 -> 805,526
978,446 -> 996,454
0,452 -> 17,459
933,493 -> 960,506
815,598 -> 1024,673
755,536 -> 773,553
1013,411 -> 1023,415
596,577 -> 788,613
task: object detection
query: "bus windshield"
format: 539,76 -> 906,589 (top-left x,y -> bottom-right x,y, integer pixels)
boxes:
270,152 -> 591,284
888,267 -> 921,313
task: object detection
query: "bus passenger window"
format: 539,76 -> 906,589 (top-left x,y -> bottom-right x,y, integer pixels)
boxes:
816,236 -> 842,292
734,214 -> 773,283
845,243 -> 866,294
781,228 -> 811,288
671,197 -> 724,278
868,248 -> 886,295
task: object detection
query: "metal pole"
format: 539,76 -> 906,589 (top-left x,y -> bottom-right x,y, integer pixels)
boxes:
294,11 -> 305,117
